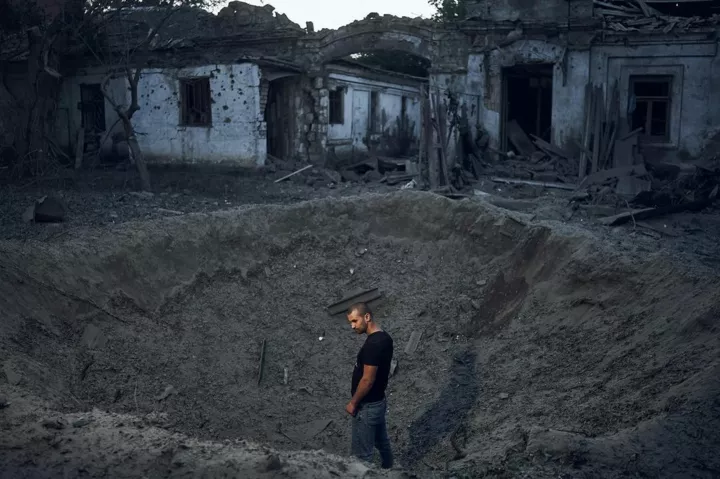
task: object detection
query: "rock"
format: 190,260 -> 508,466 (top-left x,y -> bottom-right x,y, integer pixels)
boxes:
42,418 -> 65,430
22,205 -> 35,223
34,196 -> 66,223
72,418 -> 93,428
499,392 -> 510,400
3,361 -> 22,386
257,453 -> 283,472
156,385 -> 177,402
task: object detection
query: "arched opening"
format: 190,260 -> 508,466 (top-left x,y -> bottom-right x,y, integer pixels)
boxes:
319,46 -> 431,182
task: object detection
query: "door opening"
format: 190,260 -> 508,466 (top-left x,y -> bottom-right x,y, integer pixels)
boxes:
501,64 -> 553,154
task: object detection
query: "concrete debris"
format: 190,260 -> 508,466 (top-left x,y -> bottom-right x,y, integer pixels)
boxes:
499,393 -> 510,400
129,191 -> 155,200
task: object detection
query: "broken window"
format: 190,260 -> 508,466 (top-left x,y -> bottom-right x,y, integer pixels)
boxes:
180,78 -> 212,126
369,91 -> 380,132
329,88 -> 344,125
79,83 -> 106,133
629,75 -> 672,141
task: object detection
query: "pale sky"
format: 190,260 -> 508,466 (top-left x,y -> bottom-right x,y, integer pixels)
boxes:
223,0 -> 436,30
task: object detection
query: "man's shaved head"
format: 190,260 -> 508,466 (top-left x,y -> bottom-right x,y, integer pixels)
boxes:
346,302 -> 374,335
348,302 -> 373,318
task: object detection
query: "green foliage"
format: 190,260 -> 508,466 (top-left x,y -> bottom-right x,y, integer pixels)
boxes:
428,0 -> 469,22
350,51 -> 430,78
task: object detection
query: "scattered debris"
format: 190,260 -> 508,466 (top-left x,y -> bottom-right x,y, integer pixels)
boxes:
129,191 -> 155,200
327,288 -> 382,315
390,359 -> 398,377
157,208 -> 184,215
499,393 -> 510,400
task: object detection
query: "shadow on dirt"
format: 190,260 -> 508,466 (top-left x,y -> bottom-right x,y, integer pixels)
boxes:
403,349 -> 479,466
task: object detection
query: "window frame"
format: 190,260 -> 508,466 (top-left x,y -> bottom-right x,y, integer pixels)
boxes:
329,87 -> 345,125
179,77 -> 212,127
629,74 -> 673,143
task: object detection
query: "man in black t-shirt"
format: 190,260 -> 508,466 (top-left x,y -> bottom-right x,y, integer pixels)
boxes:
345,302 -> 394,469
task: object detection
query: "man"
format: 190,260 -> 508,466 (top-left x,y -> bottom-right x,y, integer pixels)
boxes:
345,302 -> 394,469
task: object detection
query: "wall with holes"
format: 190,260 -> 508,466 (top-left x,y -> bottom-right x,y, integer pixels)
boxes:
57,63 -> 266,167
326,70 -> 422,161
133,63 -> 265,167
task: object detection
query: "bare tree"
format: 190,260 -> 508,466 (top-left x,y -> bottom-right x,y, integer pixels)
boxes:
76,0 -> 221,191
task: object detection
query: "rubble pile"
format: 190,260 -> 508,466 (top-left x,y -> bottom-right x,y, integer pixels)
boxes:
595,0 -> 720,33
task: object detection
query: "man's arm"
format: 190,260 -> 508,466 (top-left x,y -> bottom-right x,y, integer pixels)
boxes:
346,365 -> 377,415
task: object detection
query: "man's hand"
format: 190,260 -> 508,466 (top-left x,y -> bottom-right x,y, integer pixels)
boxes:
345,401 -> 358,416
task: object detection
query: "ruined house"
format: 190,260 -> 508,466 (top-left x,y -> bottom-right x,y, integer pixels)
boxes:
54,3 -> 425,168
22,0 -> 720,173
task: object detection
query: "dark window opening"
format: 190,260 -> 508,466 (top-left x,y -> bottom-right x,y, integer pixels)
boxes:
79,83 -> 106,133
180,78 -> 212,126
329,88 -> 344,125
370,91 -> 380,132
502,64 -> 553,154
646,0 -> 717,18
401,96 -> 408,126
630,75 -> 672,141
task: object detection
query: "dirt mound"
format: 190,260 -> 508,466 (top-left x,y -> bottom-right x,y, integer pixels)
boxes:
1,191 -> 719,478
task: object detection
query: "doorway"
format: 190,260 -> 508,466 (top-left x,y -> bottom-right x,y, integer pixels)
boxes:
501,64 -> 553,153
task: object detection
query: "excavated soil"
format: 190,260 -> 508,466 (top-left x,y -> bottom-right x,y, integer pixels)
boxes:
1,191 -> 719,478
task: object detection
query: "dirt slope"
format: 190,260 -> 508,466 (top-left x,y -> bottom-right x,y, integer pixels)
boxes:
1,191 -> 719,478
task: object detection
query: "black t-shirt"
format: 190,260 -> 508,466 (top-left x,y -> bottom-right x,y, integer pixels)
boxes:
351,331 -> 394,404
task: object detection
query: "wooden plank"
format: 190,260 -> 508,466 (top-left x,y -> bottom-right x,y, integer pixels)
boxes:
634,0 -> 652,16
579,83 -> 593,179
591,86 -> 604,174
506,120 -> 537,157
327,288 -> 382,315
491,177 -> 576,190
530,135 -> 571,159
599,195 -> 717,226
595,7 -> 637,16
74,129 -> 85,170
274,164 -> 312,183
404,331 -> 423,355
257,339 -> 266,385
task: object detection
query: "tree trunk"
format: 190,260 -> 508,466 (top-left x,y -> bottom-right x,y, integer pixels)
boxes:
121,118 -> 151,191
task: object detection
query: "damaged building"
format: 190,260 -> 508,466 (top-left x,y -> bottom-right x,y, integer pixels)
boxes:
48,0 -> 720,175
54,3 -> 426,168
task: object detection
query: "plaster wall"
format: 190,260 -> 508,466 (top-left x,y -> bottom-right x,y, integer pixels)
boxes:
59,63 -> 266,167
133,63 -> 265,167
590,41 -> 720,159
326,72 -> 422,158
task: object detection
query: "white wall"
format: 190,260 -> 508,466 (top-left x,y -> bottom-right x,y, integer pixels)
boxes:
57,63 -> 266,167
326,72 -> 422,156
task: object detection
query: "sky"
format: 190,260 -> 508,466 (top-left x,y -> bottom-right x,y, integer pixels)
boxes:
225,0 -> 436,30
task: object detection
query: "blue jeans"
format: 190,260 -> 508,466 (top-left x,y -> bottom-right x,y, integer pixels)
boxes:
351,398 -> 393,469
